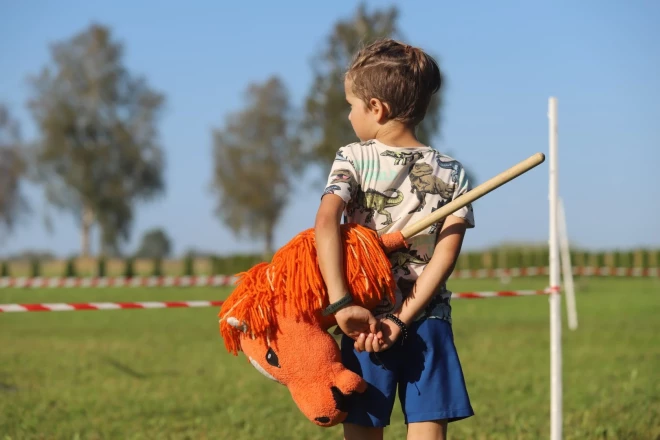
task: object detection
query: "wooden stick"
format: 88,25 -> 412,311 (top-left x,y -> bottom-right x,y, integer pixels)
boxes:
399,152 -> 545,239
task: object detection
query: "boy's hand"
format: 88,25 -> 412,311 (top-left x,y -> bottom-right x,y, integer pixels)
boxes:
335,305 -> 381,341
354,318 -> 401,353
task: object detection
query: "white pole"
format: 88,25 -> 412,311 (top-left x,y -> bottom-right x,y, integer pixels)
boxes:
558,198 -> 578,330
548,97 -> 563,440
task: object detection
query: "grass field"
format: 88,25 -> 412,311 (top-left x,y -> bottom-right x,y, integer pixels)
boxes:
1,277 -> 658,439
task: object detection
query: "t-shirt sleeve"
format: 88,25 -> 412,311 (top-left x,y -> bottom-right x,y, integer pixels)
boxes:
321,147 -> 359,204
451,164 -> 476,228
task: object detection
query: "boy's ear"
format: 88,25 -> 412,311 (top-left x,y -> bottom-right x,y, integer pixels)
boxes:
369,98 -> 390,123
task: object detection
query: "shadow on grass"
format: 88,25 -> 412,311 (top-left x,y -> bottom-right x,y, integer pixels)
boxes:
0,382 -> 18,392
101,356 -> 179,379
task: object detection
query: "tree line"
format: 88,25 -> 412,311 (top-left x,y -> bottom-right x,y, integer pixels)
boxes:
1,4 -> 447,258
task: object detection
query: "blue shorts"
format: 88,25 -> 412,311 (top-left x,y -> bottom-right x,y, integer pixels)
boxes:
340,318 -> 474,427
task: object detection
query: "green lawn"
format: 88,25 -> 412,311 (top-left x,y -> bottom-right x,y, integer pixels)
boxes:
1,277 -> 658,439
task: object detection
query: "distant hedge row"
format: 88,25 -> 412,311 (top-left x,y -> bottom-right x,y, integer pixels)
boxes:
0,249 -> 658,278
0,254 -> 266,278
455,248 -> 660,271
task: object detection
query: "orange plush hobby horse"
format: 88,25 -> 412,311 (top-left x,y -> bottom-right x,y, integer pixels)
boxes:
219,153 -> 545,427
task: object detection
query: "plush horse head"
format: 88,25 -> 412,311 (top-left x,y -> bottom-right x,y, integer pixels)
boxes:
219,225 -> 396,427
224,310 -> 367,426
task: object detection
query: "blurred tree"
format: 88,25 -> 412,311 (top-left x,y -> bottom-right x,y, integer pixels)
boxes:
0,104 -> 28,237
134,228 -> 172,259
27,24 -> 165,257
211,76 -> 301,256
302,3 -> 443,167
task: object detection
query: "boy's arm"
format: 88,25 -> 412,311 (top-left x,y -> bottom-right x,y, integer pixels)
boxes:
315,194 -> 351,304
314,194 -> 379,339
396,214 -> 467,325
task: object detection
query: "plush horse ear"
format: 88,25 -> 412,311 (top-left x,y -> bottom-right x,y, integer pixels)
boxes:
226,316 -> 248,333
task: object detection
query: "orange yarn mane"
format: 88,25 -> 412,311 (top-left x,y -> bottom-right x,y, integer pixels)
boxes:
219,223 -> 396,355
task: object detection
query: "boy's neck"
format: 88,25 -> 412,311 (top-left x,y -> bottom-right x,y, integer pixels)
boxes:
373,122 -> 427,148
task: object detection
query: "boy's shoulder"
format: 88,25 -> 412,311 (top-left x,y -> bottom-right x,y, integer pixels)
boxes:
429,149 -> 470,172
431,149 -> 461,164
335,140 -> 376,154
335,141 -> 467,173
337,139 -> 435,156
333,140 -> 381,168
332,142 -> 362,168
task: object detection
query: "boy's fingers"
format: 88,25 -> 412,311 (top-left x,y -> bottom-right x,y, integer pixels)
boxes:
371,335 -> 381,353
354,333 -> 367,352
363,333 -> 383,353
364,333 -> 374,352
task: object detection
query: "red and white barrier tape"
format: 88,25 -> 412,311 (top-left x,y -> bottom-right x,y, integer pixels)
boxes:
0,267 -> 656,289
0,300 -> 225,313
452,288 -> 552,299
0,275 -> 238,289
0,289 -> 555,313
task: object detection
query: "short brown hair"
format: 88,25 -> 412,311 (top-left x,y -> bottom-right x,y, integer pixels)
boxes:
346,39 -> 442,127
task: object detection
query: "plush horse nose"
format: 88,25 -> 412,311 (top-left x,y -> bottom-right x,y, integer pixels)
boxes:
331,386 -> 352,412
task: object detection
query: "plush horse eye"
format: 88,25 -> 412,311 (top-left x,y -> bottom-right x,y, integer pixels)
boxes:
266,348 -> 280,368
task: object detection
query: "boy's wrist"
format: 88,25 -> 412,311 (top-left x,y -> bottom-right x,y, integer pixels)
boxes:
327,286 -> 350,303
384,313 -> 408,343
393,309 -> 413,327
322,293 -> 353,316
328,292 -> 345,302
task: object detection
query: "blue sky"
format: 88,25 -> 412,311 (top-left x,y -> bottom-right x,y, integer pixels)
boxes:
1,0 -> 658,257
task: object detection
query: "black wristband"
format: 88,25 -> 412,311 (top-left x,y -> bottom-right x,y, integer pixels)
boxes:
322,294 -> 353,316
385,313 -> 408,343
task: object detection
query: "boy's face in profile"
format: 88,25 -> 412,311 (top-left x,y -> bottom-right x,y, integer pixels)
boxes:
345,78 -> 377,141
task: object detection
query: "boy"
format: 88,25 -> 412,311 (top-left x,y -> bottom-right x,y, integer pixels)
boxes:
314,39 -> 475,440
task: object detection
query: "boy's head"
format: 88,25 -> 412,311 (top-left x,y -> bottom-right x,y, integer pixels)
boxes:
344,39 -> 442,141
